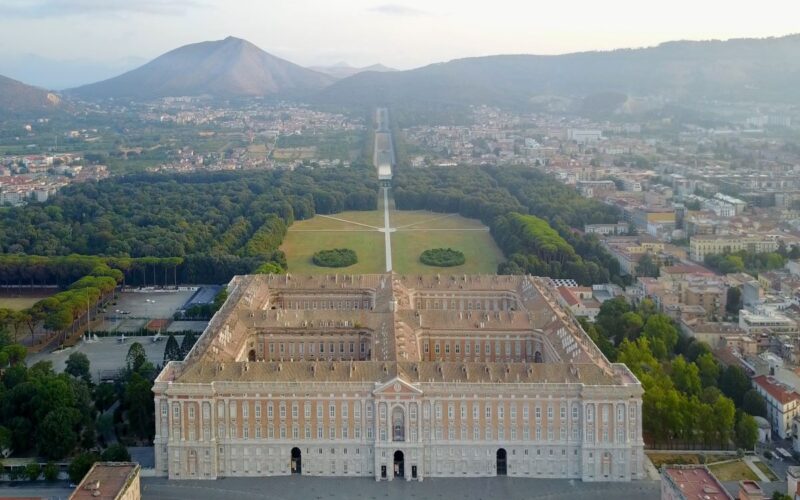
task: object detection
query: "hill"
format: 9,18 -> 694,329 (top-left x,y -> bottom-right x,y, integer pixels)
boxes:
317,35 -> 800,114
0,74 -> 61,115
69,36 -> 334,100
309,62 -> 396,80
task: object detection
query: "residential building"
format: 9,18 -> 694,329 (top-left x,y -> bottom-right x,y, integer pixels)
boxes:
752,375 -> 800,438
577,180 -> 616,198
584,223 -> 629,236
660,465 -> 732,500
70,462 -> 141,500
739,308 -> 799,336
153,273 -> 644,482
567,129 -> 602,145
690,235 -> 779,261
737,480 -> 765,500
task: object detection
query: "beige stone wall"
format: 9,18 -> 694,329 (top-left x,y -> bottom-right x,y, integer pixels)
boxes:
154,381 -> 644,482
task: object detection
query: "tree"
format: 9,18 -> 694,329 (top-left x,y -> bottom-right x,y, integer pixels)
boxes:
620,312 -> 644,341
719,365 -> 752,407
125,342 -> 146,371
742,389 -> 768,418
101,443 -> 131,462
254,262 -> 284,274
671,356 -> 701,396
124,372 -> 155,441
735,412 -> 759,449
93,383 -> 117,413
642,314 -> 678,360
636,253 -> 660,278
179,332 -> 196,358
37,407 -> 80,460
24,462 -> 41,481
163,335 -> 181,364
43,462 -> 59,481
595,297 -> 631,343
726,287 -> 743,315
68,452 -> 100,484
65,352 -> 92,384
695,353 -> 720,388
3,344 -> 27,366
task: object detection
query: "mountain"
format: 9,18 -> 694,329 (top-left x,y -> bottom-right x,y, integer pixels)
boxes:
0,54 -> 147,90
318,35 -> 800,112
309,62 -> 396,80
0,74 -> 61,115
69,36 -> 334,100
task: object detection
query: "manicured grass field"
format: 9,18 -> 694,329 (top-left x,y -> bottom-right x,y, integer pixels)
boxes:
281,205 -> 504,276
0,296 -> 50,310
281,225 -> 386,274
392,214 -> 503,275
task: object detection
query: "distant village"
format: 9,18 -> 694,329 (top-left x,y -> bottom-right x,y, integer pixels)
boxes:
0,151 -> 108,206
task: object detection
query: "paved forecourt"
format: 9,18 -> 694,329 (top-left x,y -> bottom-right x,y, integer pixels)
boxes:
140,476 -> 660,500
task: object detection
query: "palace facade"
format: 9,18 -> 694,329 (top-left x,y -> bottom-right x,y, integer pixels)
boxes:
153,273 -> 644,482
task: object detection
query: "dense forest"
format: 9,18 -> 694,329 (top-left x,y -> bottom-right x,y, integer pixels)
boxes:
394,165 -> 624,284
0,165 -> 378,283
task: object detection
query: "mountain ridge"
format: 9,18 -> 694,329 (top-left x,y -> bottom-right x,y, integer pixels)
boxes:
69,36 -> 334,99
317,34 -> 800,110
309,63 -> 396,79
0,74 -> 61,116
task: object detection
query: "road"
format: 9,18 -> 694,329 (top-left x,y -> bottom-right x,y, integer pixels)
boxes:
383,186 -> 393,272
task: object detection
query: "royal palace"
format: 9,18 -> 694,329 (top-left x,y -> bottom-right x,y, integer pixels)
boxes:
153,273 -> 644,482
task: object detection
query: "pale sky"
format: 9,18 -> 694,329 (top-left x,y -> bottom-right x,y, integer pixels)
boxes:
1,0 -> 798,69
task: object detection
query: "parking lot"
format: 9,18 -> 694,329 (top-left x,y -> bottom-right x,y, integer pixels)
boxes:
96,289 -> 197,333
28,334 -> 184,379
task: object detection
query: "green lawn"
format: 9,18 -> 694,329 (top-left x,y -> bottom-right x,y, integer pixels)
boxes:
281,205 -> 504,276
753,460 -> 778,481
281,227 -> 385,275
707,460 -> 759,481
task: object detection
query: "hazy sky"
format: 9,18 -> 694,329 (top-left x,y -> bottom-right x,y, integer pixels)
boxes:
0,0 -> 798,69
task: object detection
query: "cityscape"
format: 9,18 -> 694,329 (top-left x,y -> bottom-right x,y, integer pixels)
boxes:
0,2 -> 800,499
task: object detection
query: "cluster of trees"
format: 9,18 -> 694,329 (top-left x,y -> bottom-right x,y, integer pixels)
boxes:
0,267 -> 122,346
0,254 -> 179,289
393,165 -> 623,284
0,320 -> 161,482
0,166 -> 379,284
419,248 -> 465,267
312,248 -> 358,268
163,332 -> 198,364
583,297 -> 764,449
704,249 -> 791,276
